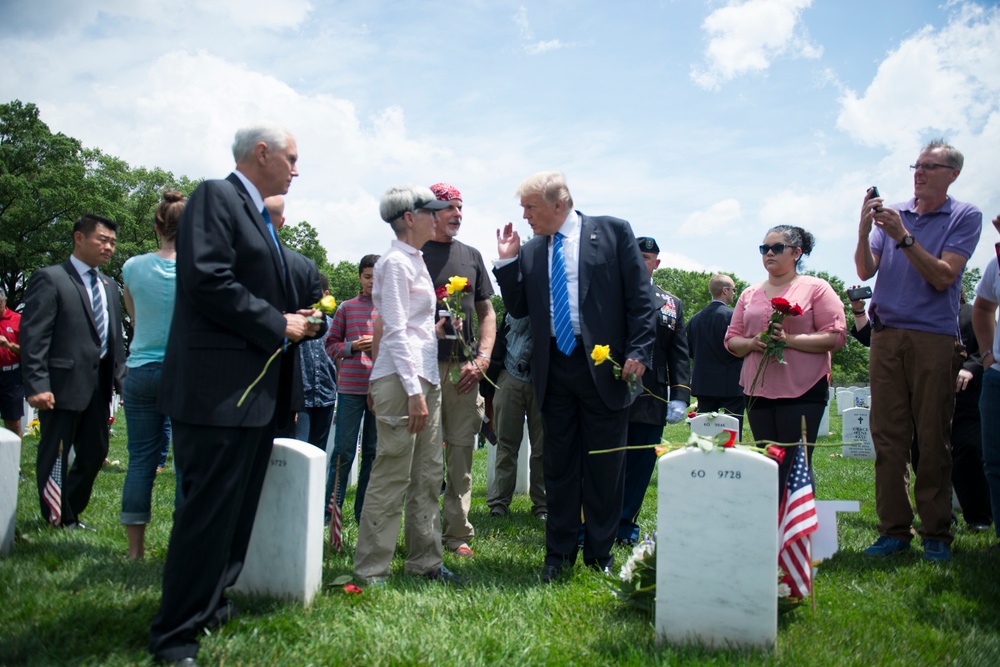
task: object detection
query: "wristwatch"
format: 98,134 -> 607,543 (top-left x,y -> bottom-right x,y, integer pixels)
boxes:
896,234 -> 915,249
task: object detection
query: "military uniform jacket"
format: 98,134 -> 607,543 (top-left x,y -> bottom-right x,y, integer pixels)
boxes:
629,287 -> 691,426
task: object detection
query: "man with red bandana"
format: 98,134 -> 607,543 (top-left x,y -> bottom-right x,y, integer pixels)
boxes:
421,182 -> 496,558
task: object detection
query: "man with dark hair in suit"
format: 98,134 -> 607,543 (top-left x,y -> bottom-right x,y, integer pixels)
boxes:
687,273 -> 745,438
494,171 -> 655,581
22,214 -> 126,529
149,124 -> 322,666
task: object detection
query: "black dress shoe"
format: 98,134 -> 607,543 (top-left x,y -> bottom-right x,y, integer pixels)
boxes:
540,565 -> 563,583
205,598 -> 239,630
170,659 -> 198,667
63,521 -> 96,532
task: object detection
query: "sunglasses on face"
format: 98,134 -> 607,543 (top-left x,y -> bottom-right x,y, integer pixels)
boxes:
759,243 -> 795,255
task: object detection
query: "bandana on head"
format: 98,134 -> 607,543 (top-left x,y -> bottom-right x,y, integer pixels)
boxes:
430,182 -> 462,202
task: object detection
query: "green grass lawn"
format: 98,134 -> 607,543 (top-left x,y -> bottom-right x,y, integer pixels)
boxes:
2,413 -> 999,666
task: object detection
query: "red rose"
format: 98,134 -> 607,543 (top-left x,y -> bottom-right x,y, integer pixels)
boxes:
770,297 -> 793,314
789,304 -> 803,316
434,286 -> 449,301
766,445 -> 786,463
687,411 -> 697,419
344,583 -> 363,594
722,429 -> 737,448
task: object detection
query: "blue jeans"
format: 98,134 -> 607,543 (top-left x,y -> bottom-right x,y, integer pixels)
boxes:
980,368 -> 1000,538
295,404 -> 335,451
325,392 -> 377,522
121,363 -> 170,524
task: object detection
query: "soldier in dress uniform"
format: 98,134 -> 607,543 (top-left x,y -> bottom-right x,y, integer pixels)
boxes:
617,236 -> 691,544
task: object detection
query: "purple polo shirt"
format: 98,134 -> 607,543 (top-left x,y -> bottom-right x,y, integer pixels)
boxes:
870,196 -> 982,336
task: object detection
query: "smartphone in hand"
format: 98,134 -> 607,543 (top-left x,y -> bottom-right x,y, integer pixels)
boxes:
846,286 -> 873,301
867,186 -> 883,212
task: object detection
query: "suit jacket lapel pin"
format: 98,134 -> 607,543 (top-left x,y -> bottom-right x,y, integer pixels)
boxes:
590,233 -> 597,242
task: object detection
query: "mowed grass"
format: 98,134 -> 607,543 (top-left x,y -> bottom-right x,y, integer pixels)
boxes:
2,412 -> 999,666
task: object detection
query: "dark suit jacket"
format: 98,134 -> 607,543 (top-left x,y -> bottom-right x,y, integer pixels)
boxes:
687,300 -> 743,399
21,260 -> 125,411
493,213 -> 655,411
159,173 -> 296,428
277,248 -> 326,428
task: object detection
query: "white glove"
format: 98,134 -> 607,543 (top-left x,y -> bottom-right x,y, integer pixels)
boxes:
666,400 -> 686,424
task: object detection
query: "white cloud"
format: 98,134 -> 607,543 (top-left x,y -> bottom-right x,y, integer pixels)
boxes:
691,0 -> 820,90
678,198 -> 743,237
514,4 -> 567,55
836,3 -> 1000,152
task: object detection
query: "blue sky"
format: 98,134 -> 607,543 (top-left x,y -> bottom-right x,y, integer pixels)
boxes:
2,0 -> 998,291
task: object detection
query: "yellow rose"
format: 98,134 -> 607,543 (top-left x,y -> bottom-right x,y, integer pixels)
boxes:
591,344 -> 610,365
447,276 -> 469,294
317,295 -> 337,314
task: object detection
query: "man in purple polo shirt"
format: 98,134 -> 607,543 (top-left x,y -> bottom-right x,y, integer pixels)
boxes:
854,139 -> 982,562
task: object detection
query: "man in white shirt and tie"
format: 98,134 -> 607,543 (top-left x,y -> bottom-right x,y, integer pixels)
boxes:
22,214 -> 126,529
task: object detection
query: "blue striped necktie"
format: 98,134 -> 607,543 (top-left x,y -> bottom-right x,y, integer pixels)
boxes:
551,232 -> 576,356
261,206 -> 287,276
88,269 -> 108,358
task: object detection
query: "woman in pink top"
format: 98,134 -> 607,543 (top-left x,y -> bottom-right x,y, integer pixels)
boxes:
725,225 -> 846,483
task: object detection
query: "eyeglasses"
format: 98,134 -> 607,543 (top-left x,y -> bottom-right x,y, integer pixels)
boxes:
759,243 -> 795,255
909,162 -> 955,171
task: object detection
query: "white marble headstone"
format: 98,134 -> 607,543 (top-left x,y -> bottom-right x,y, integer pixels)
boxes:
22,399 -> 35,436
233,438 -> 325,605
486,418 -> 530,496
0,428 -> 21,555
817,403 -> 831,437
813,500 -> 860,562
835,389 -> 855,416
852,388 -> 870,408
688,413 -> 740,440
656,447 -> 778,650
841,408 -> 875,460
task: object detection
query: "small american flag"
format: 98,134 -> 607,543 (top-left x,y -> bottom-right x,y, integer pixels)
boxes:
779,444 -> 818,599
328,456 -> 343,553
43,442 -> 63,526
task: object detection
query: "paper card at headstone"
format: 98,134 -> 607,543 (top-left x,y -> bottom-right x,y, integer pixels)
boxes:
0,429 -> 21,555
656,448 -> 778,650
841,408 -> 874,460
486,417 -> 530,496
234,438 -> 325,605
813,500 -> 860,562
836,389 -> 854,416
687,413 -> 740,439
817,403 -> 831,437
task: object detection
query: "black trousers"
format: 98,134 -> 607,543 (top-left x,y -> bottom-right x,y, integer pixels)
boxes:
149,419 -> 276,663
746,398 -> 826,488
35,363 -> 111,526
542,339 -> 628,569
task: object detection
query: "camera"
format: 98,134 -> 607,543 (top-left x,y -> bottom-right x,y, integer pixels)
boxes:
438,309 -> 458,339
846,286 -> 873,301
867,186 -> 882,212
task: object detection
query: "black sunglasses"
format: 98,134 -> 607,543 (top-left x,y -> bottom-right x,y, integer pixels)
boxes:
759,243 -> 795,255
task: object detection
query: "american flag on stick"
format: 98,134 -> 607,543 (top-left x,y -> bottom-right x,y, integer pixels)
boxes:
328,455 -> 343,553
43,441 -> 64,526
779,443 -> 818,599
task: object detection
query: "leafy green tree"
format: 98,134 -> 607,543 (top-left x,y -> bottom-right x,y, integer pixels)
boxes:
326,259 -> 365,306
0,100 -> 90,308
963,266 -> 982,304
652,268 -> 749,320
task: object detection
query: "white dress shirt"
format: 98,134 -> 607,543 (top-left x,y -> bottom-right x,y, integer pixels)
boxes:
370,239 -> 441,395
549,209 -> 581,336
70,254 -> 109,357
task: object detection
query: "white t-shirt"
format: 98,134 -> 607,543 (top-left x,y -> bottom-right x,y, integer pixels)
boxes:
975,253 -> 1000,373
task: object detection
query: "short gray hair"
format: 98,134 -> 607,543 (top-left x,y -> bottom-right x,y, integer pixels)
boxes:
922,138 -> 964,171
379,184 -> 439,224
516,171 -> 574,209
232,123 -> 291,162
